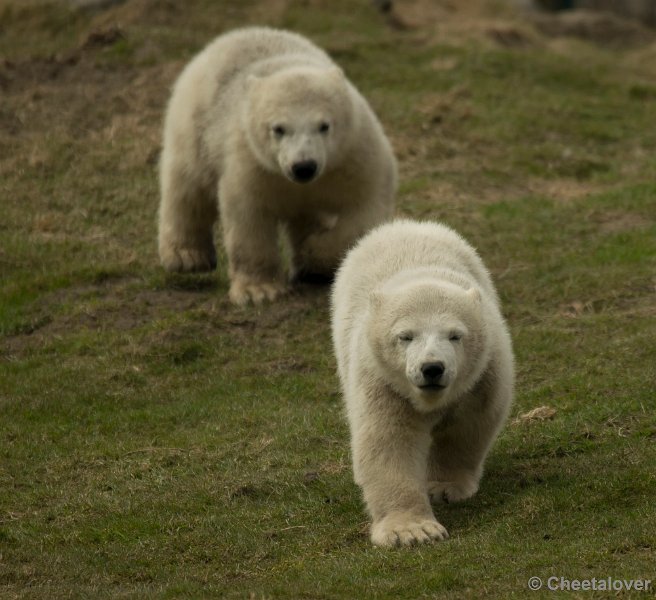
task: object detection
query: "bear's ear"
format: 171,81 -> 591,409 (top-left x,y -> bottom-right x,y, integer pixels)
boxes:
466,287 -> 482,304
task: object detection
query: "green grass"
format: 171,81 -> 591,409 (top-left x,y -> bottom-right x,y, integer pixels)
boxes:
1,1 -> 655,598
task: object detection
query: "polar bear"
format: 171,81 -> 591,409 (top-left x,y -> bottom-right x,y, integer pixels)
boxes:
331,219 -> 514,547
158,27 -> 397,305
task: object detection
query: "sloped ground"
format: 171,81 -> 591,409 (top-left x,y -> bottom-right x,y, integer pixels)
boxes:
1,1 -> 655,598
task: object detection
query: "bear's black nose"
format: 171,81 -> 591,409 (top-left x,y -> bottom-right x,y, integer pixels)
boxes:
291,160 -> 318,183
421,361 -> 445,381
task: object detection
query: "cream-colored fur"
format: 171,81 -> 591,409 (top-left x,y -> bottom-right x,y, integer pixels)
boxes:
158,27 -> 397,305
331,219 -> 514,547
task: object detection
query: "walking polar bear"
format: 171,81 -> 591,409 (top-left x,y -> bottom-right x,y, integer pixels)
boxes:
331,219 -> 514,547
158,27 -> 397,305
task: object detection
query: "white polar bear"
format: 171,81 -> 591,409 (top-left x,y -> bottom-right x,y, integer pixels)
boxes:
331,219 -> 514,547
158,27 -> 397,305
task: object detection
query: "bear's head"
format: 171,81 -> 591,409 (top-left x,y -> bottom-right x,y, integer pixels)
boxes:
367,280 -> 490,414
242,66 -> 356,184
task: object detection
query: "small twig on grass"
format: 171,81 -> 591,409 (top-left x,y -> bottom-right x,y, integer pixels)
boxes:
123,447 -> 189,457
512,406 -> 557,425
0,512 -> 23,524
278,525 -> 308,532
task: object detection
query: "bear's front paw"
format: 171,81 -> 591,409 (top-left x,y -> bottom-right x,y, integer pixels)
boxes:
160,246 -> 217,273
229,278 -> 289,306
370,514 -> 449,547
428,478 -> 479,504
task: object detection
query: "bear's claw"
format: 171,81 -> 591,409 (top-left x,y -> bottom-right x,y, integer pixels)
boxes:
428,479 -> 479,504
161,247 -> 217,273
371,515 -> 449,547
229,280 -> 289,306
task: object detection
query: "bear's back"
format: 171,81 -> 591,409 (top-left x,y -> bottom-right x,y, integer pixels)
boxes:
197,27 -> 332,90
335,220 -> 495,312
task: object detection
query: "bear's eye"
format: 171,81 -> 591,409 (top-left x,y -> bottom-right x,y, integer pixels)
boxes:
449,332 -> 462,342
319,121 -> 330,134
398,332 -> 414,342
272,125 -> 286,138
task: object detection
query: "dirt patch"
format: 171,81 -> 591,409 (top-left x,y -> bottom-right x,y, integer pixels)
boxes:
1,276 -> 205,356
415,86 -> 474,127
0,7 -> 184,172
85,0 -> 180,30
590,209 -> 653,234
381,0 -> 655,49
1,272 -> 331,360
526,178 -> 611,204
0,53 -> 170,189
625,41 -> 656,78
532,9 -> 655,47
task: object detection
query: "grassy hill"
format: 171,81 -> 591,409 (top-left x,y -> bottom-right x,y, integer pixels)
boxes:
1,1 -> 655,597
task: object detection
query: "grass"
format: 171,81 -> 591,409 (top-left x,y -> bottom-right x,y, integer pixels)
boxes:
1,0 -> 655,598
